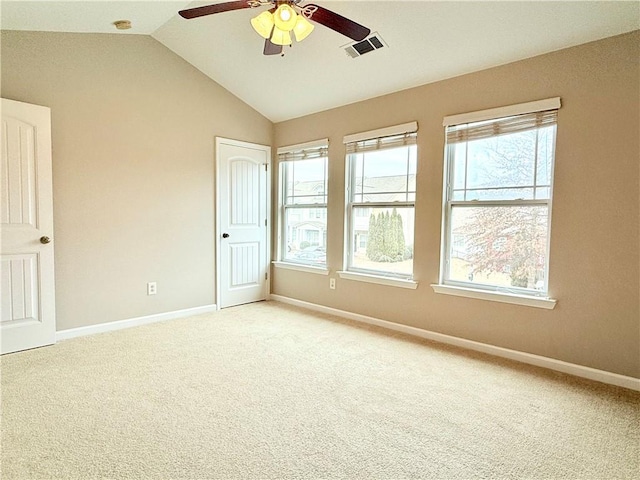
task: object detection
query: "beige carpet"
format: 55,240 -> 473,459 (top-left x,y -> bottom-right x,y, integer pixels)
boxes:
1,301 -> 639,479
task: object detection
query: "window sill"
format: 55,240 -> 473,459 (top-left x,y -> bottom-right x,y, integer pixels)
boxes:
337,271 -> 418,289
272,261 -> 330,275
431,284 -> 557,309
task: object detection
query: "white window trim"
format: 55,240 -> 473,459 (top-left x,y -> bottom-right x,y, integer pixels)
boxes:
443,97 -> 560,127
277,138 -> 329,154
343,122 -> 418,144
338,270 -> 418,289
273,261 -> 329,275
431,284 -> 556,309
344,123 -> 418,281
436,99 -> 560,305
277,141 -> 329,268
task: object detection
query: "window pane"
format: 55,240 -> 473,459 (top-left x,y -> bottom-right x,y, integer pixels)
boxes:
452,190 -> 465,201
467,130 -> 536,188
283,207 -> 327,265
353,153 -> 364,202
448,205 -> 549,291
535,187 -> 550,199
352,145 -> 416,200
285,158 -> 327,203
452,143 -> 467,190
350,206 -> 414,276
451,128 -> 555,201
536,125 -> 556,188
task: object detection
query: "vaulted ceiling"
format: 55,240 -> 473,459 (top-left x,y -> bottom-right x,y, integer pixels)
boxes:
2,1 -> 638,122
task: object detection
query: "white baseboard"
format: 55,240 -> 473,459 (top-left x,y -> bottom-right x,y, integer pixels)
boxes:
270,295 -> 640,392
56,304 -> 218,342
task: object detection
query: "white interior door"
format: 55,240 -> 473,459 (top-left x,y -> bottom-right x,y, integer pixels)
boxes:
1,98 -> 56,354
216,138 -> 270,309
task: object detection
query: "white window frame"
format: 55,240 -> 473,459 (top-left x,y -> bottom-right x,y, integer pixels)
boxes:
339,122 -> 419,288
275,139 -> 329,273
433,98 -> 560,308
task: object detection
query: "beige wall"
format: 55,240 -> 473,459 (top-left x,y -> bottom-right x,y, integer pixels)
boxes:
273,31 -> 640,378
2,29 -> 637,378
1,31 -> 272,330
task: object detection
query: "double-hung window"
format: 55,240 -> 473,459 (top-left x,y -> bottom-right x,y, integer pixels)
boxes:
344,123 -> 418,280
440,98 -> 560,299
277,139 -> 328,267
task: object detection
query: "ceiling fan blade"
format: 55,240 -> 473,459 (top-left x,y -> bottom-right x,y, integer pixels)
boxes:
303,4 -> 370,41
179,1 -> 254,19
263,38 -> 283,56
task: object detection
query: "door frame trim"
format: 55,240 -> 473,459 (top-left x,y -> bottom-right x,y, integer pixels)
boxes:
214,137 -> 271,310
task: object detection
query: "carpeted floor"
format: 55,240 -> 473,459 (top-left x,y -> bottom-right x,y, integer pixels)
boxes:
1,301 -> 639,479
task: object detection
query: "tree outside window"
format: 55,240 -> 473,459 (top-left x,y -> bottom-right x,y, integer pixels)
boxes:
443,110 -> 557,294
346,134 -> 417,278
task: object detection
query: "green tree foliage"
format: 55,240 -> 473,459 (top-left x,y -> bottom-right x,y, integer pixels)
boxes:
366,209 -> 406,262
366,213 -> 377,260
392,209 -> 405,260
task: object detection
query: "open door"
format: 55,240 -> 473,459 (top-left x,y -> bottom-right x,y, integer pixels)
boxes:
1,98 -> 56,354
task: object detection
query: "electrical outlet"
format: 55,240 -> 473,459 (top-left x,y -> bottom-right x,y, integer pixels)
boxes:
329,278 -> 336,290
147,282 -> 157,295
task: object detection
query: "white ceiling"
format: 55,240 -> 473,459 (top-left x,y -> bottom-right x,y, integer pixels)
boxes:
2,1 -> 639,122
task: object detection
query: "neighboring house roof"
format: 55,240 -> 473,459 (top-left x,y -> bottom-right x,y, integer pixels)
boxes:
290,180 -> 326,200
356,175 -> 416,203
291,221 -> 326,229
292,175 -> 416,203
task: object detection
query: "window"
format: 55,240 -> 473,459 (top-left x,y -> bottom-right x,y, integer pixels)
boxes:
344,122 -> 418,279
278,139 -> 328,267
440,99 -> 559,297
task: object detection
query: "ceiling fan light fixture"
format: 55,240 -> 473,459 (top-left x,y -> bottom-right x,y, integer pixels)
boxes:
292,15 -> 314,42
179,1 -> 371,56
273,4 -> 297,31
270,26 -> 292,46
250,10 -> 274,39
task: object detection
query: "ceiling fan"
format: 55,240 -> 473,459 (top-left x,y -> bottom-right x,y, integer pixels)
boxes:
179,0 -> 371,56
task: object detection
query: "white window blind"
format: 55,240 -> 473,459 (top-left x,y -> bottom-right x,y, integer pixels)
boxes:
277,138 -> 328,162
443,97 -> 560,127
446,109 -> 558,144
343,121 -> 418,154
345,131 -> 417,154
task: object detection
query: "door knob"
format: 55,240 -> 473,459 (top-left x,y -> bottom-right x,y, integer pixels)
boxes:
222,233 -> 230,238
40,236 -> 51,244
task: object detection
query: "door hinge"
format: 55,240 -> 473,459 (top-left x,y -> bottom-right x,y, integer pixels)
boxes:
265,272 -> 268,280
265,219 -> 267,226
264,163 -> 268,171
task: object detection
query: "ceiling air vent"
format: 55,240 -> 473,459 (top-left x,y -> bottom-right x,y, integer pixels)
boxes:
343,33 -> 387,58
